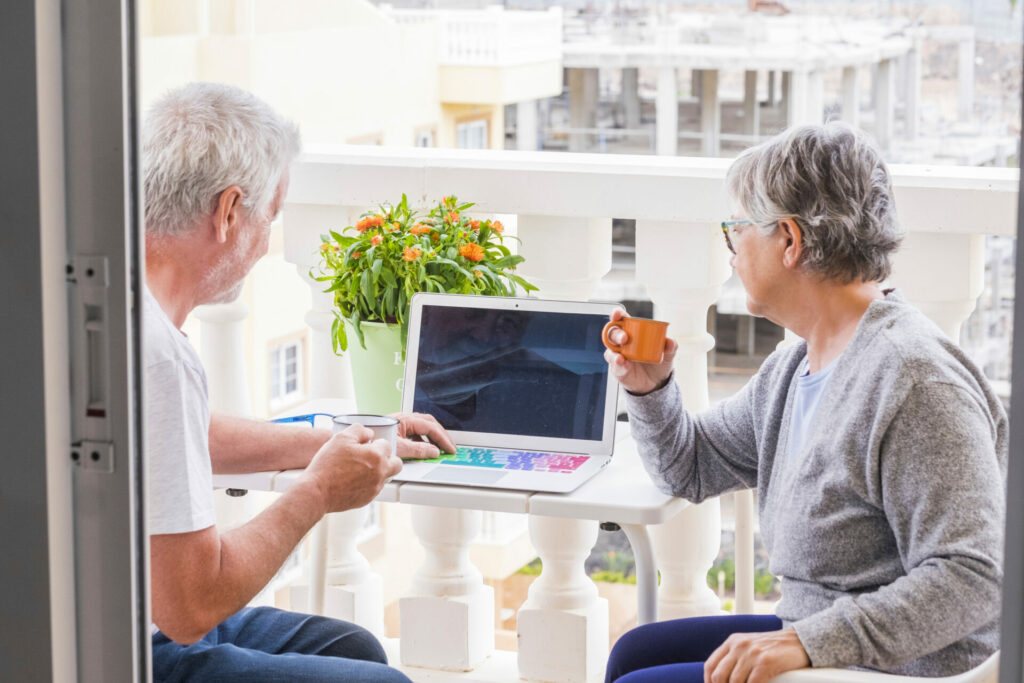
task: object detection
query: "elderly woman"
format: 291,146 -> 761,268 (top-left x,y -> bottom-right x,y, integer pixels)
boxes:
603,123 -> 1006,683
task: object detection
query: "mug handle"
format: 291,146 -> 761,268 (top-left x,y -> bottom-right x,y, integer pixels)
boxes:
602,321 -> 625,353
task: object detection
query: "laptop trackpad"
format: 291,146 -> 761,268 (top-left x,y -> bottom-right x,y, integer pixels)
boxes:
422,467 -> 507,485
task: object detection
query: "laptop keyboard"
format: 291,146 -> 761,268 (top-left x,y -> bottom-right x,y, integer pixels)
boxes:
432,446 -> 590,473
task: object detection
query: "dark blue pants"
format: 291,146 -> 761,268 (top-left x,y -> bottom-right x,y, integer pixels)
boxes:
606,614 -> 783,683
152,606 -> 411,682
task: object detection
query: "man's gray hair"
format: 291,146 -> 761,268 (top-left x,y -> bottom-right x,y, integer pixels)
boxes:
142,82 -> 301,237
725,122 -> 902,284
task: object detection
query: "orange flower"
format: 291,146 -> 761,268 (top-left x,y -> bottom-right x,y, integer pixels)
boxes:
371,234 -> 383,246
319,243 -> 331,253
469,220 -> 481,231
447,212 -> 459,224
473,270 -> 482,278
403,247 -> 422,262
490,220 -> 504,234
390,221 -> 401,232
431,233 -> 440,243
459,243 -> 484,262
356,215 -> 384,233
352,252 -> 361,259
442,195 -> 452,206
410,223 -> 431,236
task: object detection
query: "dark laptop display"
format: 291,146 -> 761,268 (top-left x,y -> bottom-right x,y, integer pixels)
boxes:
411,305 -> 610,441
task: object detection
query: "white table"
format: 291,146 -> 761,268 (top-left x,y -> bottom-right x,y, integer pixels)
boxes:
213,400 -> 687,626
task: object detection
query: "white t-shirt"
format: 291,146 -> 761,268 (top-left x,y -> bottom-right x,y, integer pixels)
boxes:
143,286 -> 216,535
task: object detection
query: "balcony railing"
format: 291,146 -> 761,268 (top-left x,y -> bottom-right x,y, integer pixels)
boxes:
383,6 -> 562,67
202,145 -> 1018,682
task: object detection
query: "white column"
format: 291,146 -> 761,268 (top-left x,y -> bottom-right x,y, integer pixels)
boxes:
290,507 -> 385,634
840,66 -> 861,127
636,220 -> 732,618
957,37 -> 975,123
656,66 -> 679,156
623,66 -> 641,130
786,70 -> 809,127
518,515 -> 608,683
282,203 -> 357,402
515,215 -> 612,300
700,69 -> 721,157
517,99 -> 539,151
743,70 -> 760,138
194,299 -> 253,418
569,68 -> 599,153
767,70 -> 777,106
890,232 -> 986,340
400,505 -> 494,670
873,59 -> 895,153
806,70 -> 824,126
905,40 -> 922,140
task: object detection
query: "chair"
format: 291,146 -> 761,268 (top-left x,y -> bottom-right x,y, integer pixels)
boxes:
769,652 -> 999,683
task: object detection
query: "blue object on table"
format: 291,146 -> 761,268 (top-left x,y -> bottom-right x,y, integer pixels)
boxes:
272,412 -> 336,427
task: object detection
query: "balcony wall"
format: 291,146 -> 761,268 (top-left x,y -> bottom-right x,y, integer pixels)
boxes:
205,145 -> 1018,682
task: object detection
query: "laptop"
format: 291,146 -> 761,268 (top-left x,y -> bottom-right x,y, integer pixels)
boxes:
395,292 -> 623,493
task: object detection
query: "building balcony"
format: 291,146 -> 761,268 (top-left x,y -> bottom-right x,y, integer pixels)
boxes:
383,6 -> 563,107
200,145 -> 1017,682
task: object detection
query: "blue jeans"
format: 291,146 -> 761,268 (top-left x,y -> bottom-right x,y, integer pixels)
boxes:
606,614 -> 783,683
152,606 -> 411,682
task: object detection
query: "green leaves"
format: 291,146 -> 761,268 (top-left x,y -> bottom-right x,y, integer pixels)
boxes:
316,195 -> 537,355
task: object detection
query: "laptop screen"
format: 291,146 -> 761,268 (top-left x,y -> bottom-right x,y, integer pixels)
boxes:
411,304 -> 610,441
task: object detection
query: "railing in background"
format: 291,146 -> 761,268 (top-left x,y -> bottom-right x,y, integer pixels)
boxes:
384,6 -> 562,67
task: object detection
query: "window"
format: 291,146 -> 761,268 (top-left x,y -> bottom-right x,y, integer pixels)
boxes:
456,118 -> 488,149
269,339 -> 304,410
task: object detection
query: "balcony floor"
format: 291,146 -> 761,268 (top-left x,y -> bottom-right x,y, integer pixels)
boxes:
383,639 -> 539,683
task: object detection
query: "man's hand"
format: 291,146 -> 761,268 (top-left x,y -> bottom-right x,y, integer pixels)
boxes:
603,309 -> 677,395
300,425 -> 401,514
392,412 -> 457,459
704,628 -> 810,683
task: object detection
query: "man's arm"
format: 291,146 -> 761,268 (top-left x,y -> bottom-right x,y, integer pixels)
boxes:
151,426 -> 399,644
208,413 -> 329,473
209,411 -> 457,474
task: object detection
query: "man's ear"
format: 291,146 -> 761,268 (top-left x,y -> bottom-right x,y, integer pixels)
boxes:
213,186 -> 244,244
779,218 -> 803,269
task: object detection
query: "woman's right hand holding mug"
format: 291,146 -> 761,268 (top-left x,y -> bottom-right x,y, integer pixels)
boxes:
602,309 -> 676,395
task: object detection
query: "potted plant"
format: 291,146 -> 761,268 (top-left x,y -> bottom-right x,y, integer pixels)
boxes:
313,194 -> 537,413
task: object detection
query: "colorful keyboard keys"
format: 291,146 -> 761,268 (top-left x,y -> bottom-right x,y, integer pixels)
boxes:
437,447 -> 589,473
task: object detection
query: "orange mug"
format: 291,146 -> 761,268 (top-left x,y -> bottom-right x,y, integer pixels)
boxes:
602,317 -> 669,364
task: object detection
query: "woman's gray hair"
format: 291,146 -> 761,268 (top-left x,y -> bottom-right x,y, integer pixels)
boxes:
725,122 -> 902,284
142,82 -> 301,237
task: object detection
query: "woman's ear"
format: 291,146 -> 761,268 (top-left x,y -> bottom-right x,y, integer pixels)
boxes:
779,218 -> 803,269
213,186 -> 244,244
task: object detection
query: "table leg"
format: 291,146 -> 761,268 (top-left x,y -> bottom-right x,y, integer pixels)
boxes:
619,523 -> 657,625
308,518 -> 328,614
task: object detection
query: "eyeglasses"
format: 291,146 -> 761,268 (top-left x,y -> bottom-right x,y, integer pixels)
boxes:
271,412 -> 336,427
720,220 -> 753,255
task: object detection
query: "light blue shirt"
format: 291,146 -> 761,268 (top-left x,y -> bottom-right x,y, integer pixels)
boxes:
787,355 -> 839,460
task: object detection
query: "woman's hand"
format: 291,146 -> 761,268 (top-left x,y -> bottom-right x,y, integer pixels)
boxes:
390,412 -> 457,460
704,628 -> 810,683
603,309 -> 677,395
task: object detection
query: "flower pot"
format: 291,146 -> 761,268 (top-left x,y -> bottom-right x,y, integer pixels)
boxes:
344,319 -> 405,415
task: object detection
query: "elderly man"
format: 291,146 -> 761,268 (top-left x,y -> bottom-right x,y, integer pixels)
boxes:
143,82 -> 454,682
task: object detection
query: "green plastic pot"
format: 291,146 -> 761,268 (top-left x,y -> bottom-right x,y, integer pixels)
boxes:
344,319 -> 405,415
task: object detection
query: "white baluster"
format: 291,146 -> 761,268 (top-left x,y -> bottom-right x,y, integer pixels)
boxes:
636,220 -> 732,619
890,232 -> 986,340
281,203 -> 377,627
194,299 -> 253,418
290,507 -> 384,634
400,505 -> 494,671
518,515 -> 608,683
515,215 -> 612,300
